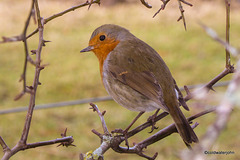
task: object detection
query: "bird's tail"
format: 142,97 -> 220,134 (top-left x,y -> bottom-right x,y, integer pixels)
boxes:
169,106 -> 199,144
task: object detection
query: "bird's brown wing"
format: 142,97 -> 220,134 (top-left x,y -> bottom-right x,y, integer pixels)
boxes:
107,65 -> 169,111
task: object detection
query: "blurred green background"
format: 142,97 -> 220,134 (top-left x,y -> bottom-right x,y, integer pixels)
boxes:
0,0 -> 240,159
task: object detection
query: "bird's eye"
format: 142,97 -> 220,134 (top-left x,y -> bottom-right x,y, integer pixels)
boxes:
99,35 -> 106,41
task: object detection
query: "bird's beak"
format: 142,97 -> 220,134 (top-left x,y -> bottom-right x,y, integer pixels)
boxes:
80,46 -> 94,53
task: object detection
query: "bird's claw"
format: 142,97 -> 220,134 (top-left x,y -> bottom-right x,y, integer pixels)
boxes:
147,112 -> 159,133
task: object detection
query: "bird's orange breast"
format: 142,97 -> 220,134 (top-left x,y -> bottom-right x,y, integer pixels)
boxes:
89,33 -> 120,79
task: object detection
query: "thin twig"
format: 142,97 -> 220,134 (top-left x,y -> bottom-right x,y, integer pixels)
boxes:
20,0 -> 44,145
110,108 -> 214,159
177,0 -> 187,30
57,128 -> 76,147
1,136 -> 74,160
127,112 -> 169,138
0,136 -> 10,153
0,82 -> 230,115
174,79 -> 189,111
88,105 -> 214,159
1,1 -> 72,159
153,0 -> 192,30
182,1 -> 239,159
140,0 -> 152,8
27,136 -> 74,149
225,0 -> 231,68
13,0 -> 36,101
81,103 -> 112,160
0,0 -> 101,43
183,21 -> 238,101
199,23 -> 239,57
180,0 -> 193,6
153,0 -> 170,18
27,0 -> 100,39
0,35 -> 23,43
183,61 -> 240,160
138,108 -> 213,149
90,103 -> 110,135
184,67 -> 234,101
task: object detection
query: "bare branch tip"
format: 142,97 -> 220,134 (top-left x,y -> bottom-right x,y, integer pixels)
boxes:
180,0 -> 193,7
61,128 -> 68,137
184,86 -> 192,97
89,103 -> 97,112
153,8 -> 162,18
102,110 -> 106,116
92,129 -> 103,139
0,136 -> 10,153
140,0 -> 152,8
57,129 -> 76,147
192,122 -> 199,129
138,151 -> 158,160
14,91 -> 25,101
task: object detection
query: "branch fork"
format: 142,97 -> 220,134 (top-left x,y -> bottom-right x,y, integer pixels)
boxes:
84,103 -> 215,160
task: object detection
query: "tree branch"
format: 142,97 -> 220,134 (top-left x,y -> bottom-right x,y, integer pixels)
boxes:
90,103 -> 110,135
1,136 -> 74,160
152,0 -> 192,30
199,23 -> 239,57
0,137 -> 10,153
140,0 -> 152,8
20,0 -> 45,145
177,0 -> 187,30
153,0 -> 170,18
82,104 -> 215,160
184,21 -> 238,102
0,0 -> 101,43
13,0 -> 35,101
182,1 -> 239,159
1,1 -> 75,159
27,136 -> 74,149
184,66 -> 235,102
225,0 -> 231,68
182,59 -> 240,160
26,0 -> 101,39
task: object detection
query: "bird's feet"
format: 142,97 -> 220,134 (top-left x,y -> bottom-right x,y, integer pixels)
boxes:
111,111 -> 145,148
147,109 -> 160,133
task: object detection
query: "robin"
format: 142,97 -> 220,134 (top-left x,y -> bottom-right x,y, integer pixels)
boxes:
80,24 -> 198,145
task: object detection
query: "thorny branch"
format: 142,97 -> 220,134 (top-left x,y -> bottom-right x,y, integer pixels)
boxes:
19,0 -> 44,145
177,0 -> 187,30
140,0 -> 152,8
90,103 -> 110,135
183,23 -> 238,101
0,137 -> 10,153
27,0 -> 101,40
152,0 -> 170,18
81,104 -> 215,160
1,0 -> 238,159
0,0 -> 74,159
183,56 -> 240,160
184,66 -> 235,102
1,0 -> 101,102
1,135 -> 74,160
13,0 -> 35,101
225,0 -> 231,68
151,0 -> 193,30
199,23 -> 239,57
182,1 -> 239,159
183,2 -> 238,101
0,0 -> 100,44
